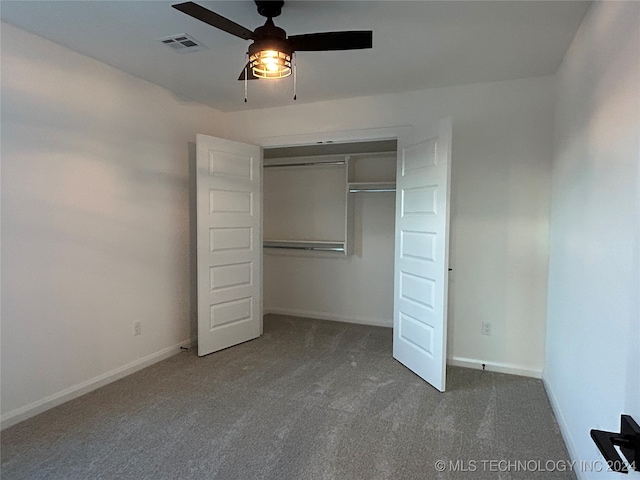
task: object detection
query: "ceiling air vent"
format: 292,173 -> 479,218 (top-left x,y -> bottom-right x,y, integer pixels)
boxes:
158,33 -> 208,53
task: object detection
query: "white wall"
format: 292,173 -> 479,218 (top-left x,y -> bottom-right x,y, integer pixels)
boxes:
227,74 -> 555,377
544,2 -> 640,479
0,23 -> 227,427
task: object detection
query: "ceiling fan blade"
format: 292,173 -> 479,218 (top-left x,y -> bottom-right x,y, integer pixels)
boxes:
288,31 -> 372,51
238,64 -> 260,81
172,2 -> 255,40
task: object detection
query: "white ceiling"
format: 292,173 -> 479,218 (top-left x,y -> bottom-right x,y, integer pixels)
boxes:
1,1 -> 590,112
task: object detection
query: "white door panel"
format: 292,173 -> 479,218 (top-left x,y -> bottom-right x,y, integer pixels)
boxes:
196,134 -> 262,356
393,118 -> 452,391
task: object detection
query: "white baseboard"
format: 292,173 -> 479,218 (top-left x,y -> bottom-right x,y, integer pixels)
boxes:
448,355 -> 543,379
265,307 -> 392,328
543,375 -> 587,480
1,339 -> 193,430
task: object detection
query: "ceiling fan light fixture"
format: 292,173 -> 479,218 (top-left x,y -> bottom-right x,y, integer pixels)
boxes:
248,40 -> 292,79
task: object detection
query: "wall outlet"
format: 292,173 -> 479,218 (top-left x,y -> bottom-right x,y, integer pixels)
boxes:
134,321 -> 142,336
482,321 -> 492,336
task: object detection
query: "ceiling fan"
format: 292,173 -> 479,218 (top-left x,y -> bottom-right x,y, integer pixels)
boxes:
172,1 -> 373,82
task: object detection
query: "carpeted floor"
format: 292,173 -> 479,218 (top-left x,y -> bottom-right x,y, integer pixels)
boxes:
1,314 -> 575,480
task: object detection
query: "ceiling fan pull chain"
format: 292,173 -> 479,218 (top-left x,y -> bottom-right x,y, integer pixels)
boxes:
244,53 -> 249,102
293,52 -> 297,101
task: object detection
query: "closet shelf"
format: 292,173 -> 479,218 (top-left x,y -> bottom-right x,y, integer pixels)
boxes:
264,160 -> 345,168
348,182 -> 396,193
263,240 -> 346,253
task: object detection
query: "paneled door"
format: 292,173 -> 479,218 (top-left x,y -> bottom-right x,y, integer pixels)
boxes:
196,134 -> 262,356
393,118 -> 452,391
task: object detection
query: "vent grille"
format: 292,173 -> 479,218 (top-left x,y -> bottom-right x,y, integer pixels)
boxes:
158,33 -> 208,53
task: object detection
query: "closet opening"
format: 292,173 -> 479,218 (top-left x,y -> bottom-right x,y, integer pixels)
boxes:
262,138 -> 398,329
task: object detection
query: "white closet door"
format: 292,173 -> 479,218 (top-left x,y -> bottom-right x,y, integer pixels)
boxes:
393,118 -> 452,391
196,134 -> 262,357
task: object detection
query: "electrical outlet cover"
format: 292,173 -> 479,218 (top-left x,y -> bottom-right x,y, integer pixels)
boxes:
482,322 -> 492,335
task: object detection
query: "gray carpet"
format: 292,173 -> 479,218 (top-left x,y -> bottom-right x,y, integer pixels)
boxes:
2,314 -> 575,480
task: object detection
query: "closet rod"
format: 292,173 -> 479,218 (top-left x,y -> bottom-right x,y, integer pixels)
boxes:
264,245 -> 345,252
349,188 -> 396,193
263,160 -> 345,168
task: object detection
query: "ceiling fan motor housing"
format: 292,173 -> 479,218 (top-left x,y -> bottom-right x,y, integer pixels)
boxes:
253,18 -> 287,41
